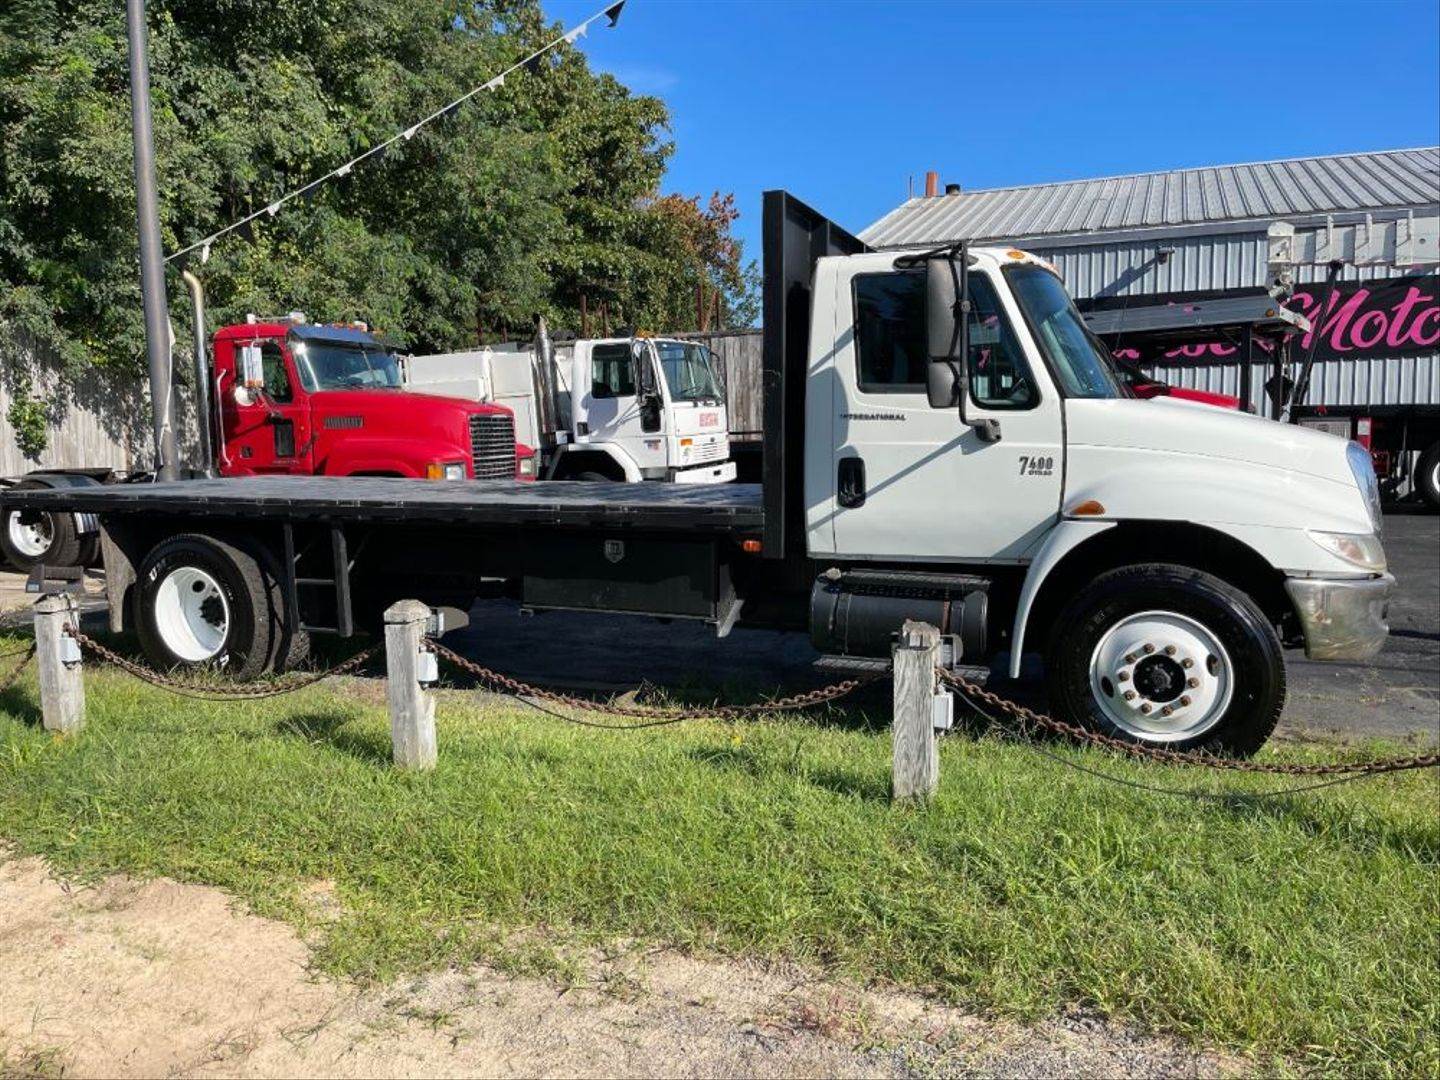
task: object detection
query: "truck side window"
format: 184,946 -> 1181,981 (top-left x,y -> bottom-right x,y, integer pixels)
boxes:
591,344 -> 635,399
852,270 -> 1036,408
965,274 -> 1037,410
854,271 -> 927,392
261,343 -> 293,403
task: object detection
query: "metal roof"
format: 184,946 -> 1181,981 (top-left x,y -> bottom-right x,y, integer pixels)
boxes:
861,147 -> 1440,249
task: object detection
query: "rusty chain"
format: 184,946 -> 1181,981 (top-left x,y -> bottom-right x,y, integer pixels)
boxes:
64,625 -> 380,700
0,645 -> 35,694
937,668 -> 1439,778
426,637 -> 878,726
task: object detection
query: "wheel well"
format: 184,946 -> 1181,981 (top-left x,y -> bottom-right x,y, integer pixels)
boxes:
552,451 -> 625,481
347,470 -> 404,478
1022,522 -> 1295,656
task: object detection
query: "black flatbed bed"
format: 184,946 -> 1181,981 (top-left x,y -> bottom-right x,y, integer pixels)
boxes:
4,476 -> 765,532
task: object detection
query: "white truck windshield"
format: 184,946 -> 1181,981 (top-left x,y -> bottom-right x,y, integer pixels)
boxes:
656,341 -> 724,404
1005,265 -> 1122,399
293,340 -> 402,391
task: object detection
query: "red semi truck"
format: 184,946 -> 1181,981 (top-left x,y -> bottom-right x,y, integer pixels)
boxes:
2,309 -> 531,571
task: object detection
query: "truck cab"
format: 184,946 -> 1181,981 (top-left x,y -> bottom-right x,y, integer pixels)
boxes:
552,336 -> 733,482
211,319 -> 529,482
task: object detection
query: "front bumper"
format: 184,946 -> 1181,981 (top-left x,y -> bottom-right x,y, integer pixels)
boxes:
671,461 -> 737,484
1284,573 -> 1395,660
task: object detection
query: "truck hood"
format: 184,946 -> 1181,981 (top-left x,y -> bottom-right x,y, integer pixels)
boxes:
1066,397 -> 1353,486
312,388 -> 499,417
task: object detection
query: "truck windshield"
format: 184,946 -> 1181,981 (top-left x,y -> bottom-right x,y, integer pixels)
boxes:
1005,265 -> 1123,399
655,341 -> 724,404
292,340 -> 402,391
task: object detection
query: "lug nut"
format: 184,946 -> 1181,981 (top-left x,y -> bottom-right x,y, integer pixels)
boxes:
1117,671 -> 1129,682
1124,653 -> 1136,664
1160,706 -> 1173,716
1123,690 -> 1136,701
1181,658 -> 1194,669
1143,643 -> 1156,654
1139,703 -> 1152,714
1163,645 -> 1177,656
1187,677 -> 1199,688
1179,696 -> 1191,707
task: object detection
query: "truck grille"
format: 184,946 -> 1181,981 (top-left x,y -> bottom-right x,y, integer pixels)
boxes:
469,413 -> 516,480
691,436 -> 727,464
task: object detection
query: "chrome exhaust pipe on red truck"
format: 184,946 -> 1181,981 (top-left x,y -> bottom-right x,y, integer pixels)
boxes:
180,269 -> 216,477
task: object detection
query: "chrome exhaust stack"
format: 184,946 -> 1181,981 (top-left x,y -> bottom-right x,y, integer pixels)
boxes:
180,269 -> 216,477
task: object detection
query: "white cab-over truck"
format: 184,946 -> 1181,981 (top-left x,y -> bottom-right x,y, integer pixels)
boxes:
403,332 -> 736,484
7,191 -> 1393,755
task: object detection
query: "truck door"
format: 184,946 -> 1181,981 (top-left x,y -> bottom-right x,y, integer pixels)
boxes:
217,339 -> 315,475
826,264 -> 1063,561
574,341 -> 668,473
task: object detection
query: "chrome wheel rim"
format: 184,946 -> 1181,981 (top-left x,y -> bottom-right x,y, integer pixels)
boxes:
154,566 -> 230,662
1088,610 -> 1233,742
6,510 -> 53,558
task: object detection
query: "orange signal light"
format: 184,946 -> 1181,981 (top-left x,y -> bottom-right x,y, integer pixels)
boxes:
741,539 -> 763,554
1069,499 -> 1106,516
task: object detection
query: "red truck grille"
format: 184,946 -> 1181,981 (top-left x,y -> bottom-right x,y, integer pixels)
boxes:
469,413 -> 516,480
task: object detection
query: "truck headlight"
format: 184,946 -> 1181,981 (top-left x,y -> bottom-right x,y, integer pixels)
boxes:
517,456 -> 537,478
1307,530 -> 1387,572
425,461 -> 467,481
1346,442 -> 1383,535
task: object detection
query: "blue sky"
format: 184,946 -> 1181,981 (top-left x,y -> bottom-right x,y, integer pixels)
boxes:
544,0 -> 1440,262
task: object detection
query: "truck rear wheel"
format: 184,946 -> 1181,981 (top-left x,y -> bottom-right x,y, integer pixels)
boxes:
1,482 -> 83,572
1415,441 -> 1440,509
1044,563 -> 1285,757
133,534 -> 278,679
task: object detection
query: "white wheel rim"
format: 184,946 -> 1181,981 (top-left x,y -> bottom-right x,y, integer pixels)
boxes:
1088,610 -> 1234,743
154,566 -> 230,662
7,510 -> 53,558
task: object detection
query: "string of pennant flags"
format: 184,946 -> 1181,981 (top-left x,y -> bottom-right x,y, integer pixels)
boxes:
166,0 -> 627,266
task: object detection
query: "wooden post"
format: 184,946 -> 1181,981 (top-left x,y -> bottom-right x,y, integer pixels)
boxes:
33,594 -> 84,735
384,599 -> 436,770
892,620 -> 940,802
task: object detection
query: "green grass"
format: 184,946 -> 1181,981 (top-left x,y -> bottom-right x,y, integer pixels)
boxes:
0,634 -> 1436,1075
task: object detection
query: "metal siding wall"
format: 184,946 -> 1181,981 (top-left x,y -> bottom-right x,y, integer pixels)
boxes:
1027,228 -> 1438,410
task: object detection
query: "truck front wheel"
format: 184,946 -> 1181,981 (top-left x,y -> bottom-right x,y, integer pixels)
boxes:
133,535 -> 278,679
1044,564 -> 1285,757
1415,441 -> 1440,509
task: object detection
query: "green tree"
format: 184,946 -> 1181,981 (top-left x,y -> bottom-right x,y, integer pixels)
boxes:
0,0 -> 756,378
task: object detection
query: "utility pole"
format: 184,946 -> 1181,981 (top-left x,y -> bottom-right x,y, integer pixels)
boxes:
126,0 -> 179,480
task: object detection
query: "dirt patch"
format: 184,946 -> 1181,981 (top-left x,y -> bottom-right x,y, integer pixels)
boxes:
0,854 -> 1237,1078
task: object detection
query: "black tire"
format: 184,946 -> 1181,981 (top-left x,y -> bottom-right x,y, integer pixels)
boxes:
1415,441 -> 1440,510
1,482 -> 83,572
573,470 -> 613,481
1044,563 -> 1285,757
133,534 -> 277,680
238,537 -> 311,673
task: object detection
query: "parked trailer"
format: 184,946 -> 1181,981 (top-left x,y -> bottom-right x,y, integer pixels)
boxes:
6,191 -> 1394,756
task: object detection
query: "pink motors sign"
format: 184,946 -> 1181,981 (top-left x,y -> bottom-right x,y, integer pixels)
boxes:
1105,274 -> 1439,363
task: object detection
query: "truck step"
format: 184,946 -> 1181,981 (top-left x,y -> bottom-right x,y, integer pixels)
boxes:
813,654 -> 991,684
823,568 -> 991,598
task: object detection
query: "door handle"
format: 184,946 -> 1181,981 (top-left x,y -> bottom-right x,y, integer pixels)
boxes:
837,456 -> 865,508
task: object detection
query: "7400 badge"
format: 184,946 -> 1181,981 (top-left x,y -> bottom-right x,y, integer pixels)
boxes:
1018,455 -> 1055,477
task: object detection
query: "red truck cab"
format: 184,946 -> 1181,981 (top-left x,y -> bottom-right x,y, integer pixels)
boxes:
211,319 -> 530,481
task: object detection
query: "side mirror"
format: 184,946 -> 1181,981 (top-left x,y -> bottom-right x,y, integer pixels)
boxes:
630,339 -> 658,399
925,255 -> 1001,442
925,257 -> 966,411
239,344 -> 265,389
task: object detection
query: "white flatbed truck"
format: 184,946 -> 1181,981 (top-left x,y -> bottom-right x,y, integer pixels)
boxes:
8,191 -> 1393,755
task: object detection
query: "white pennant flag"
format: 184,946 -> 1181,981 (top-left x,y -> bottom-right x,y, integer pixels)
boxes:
564,24 -> 587,43
484,74 -> 505,91
403,124 -> 420,140
265,202 -> 281,217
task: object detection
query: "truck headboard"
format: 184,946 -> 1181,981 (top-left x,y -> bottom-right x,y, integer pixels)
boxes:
760,190 -> 868,560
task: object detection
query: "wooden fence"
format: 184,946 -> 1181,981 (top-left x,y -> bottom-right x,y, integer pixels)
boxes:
1,332 -> 202,477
